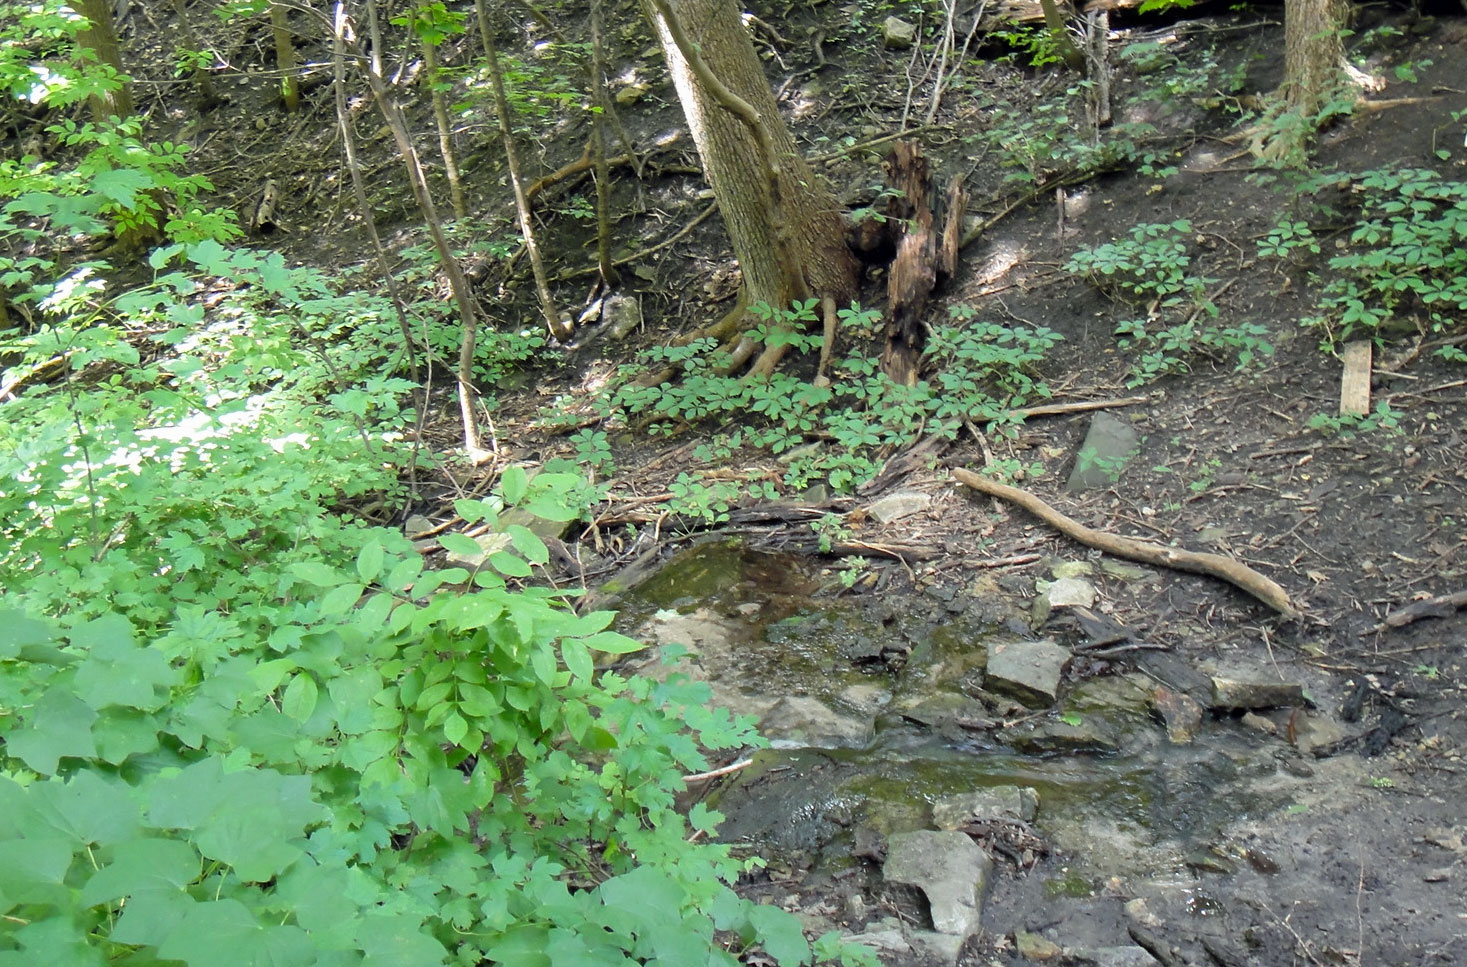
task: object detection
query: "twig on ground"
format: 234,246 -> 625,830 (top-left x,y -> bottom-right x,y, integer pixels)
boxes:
953,468 -> 1300,618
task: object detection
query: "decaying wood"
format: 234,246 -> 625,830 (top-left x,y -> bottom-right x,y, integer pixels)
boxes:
253,179 -> 279,234
1378,590 -> 1467,630
953,467 -> 1301,618
1339,340 -> 1372,416
1008,395 -> 1148,421
881,141 -> 965,385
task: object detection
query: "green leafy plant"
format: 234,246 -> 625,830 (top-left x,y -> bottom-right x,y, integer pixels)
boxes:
1297,168 -> 1467,347
1069,221 -> 1272,385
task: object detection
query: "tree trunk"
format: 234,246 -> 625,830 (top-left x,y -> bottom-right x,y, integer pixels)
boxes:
75,0 -> 133,120
643,0 -> 856,327
1283,0 -> 1347,118
271,2 -> 301,111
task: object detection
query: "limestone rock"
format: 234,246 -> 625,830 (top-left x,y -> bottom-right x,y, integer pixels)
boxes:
1066,412 -> 1140,491
882,16 -> 916,48
883,830 -> 992,944
932,786 -> 1039,830
1032,576 -> 1098,625
985,639 -> 1071,707
867,489 -> 930,524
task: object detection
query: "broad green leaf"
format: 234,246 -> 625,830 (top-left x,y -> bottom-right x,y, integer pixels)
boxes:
438,532 -> 484,558
505,524 -> 549,565
289,562 -> 341,587
157,899 -> 314,967
0,916 -> 104,967
356,540 -> 385,582
0,837 -> 74,907
560,639 -> 592,682
355,591 -> 395,631
356,913 -> 451,967
91,708 -> 161,765
0,609 -> 55,660
8,690 -> 98,775
499,465 -> 529,505
72,616 -> 178,711
580,630 -> 646,656
747,904 -> 811,967
385,555 -> 422,591
90,167 -> 153,208
443,712 -> 469,745
27,771 -> 140,848
80,836 -> 200,906
281,674 -> 319,722
319,582 -> 365,616
488,551 -> 533,578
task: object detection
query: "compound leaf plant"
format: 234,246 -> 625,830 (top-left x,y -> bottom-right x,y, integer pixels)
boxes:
0,6 -> 874,965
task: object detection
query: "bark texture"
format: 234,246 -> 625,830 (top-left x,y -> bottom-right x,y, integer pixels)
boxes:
1283,0 -> 1346,117
76,0 -> 133,120
644,0 -> 856,314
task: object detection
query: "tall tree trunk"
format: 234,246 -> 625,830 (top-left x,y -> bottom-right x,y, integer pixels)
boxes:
75,0 -> 133,120
1283,0 -> 1347,118
423,35 -> 467,218
643,0 -> 856,331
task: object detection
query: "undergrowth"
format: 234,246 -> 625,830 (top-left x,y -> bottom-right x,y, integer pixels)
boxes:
0,7 -> 873,965
558,299 -> 1061,522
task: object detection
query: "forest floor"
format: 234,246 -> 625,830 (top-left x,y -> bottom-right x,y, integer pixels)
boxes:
113,1 -> 1467,964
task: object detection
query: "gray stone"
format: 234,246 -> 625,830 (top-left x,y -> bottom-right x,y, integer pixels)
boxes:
867,490 -> 931,524
1066,412 -> 1140,491
603,293 -> 643,340
614,80 -> 649,106
882,16 -> 917,48
760,695 -> 874,750
1014,931 -> 1062,960
404,514 -> 434,538
1032,576 -> 1098,625
883,830 -> 992,942
1209,676 -> 1307,710
984,639 -> 1071,707
1003,716 -> 1121,755
1065,946 -> 1158,967
932,785 -> 1039,830
1051,560 -> 1094,579
1100,560 -> 1153,582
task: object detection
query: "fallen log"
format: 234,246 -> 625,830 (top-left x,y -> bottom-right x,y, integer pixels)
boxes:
953,467 -> 1300,618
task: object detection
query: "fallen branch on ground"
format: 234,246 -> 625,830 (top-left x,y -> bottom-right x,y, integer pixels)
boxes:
1377,589 -> 1467,631
952,467 -> 1300,618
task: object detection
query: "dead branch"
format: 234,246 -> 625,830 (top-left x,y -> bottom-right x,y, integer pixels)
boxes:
1009,395 -> 1149,420
1377,590 -> 1467,631
952,467 -> 1300,618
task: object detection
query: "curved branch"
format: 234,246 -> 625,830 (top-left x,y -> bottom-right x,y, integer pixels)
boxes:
953,468 -> 1300,618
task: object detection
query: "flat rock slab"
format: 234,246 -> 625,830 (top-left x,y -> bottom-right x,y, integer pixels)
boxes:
883,830 -> 992,944
868,490 -> 931,524
1066,412 -> 1139,491
1032,576 -> 1098,625
1210,676 -> 1307,710
985,639 -> 1071,707
932,785 -> 1039,830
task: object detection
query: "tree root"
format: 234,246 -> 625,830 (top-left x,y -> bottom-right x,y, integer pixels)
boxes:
953,468 -> 1300,618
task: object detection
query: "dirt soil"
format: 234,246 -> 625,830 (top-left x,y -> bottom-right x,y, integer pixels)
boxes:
90,2 -> 1467,965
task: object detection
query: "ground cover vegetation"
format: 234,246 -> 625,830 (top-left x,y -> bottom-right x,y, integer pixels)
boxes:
2,0 -> 1465,964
